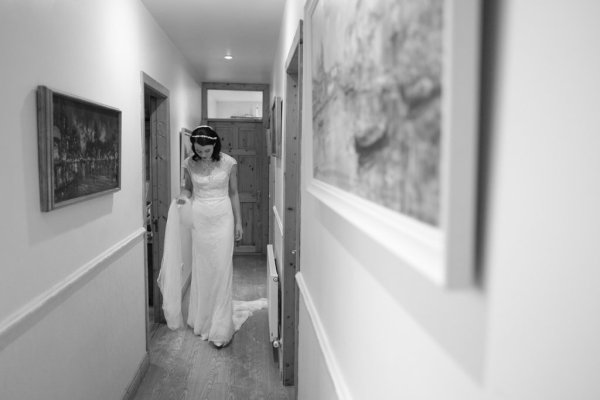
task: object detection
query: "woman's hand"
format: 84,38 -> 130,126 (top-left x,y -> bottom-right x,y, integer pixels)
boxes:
234,223 -> 243,242
176,196 -> 188,205
178,189 -> 192,205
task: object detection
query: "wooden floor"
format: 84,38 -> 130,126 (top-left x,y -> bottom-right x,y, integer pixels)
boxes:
133,255 -> 295,400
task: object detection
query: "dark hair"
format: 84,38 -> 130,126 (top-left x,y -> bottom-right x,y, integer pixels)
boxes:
190,125 -> 221,162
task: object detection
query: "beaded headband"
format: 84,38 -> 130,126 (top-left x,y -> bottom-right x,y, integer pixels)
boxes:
191,134 -> 217,140
191,125 -> 217,140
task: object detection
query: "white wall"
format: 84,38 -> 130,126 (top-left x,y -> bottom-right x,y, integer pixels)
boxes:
483,1 -> 600,398
0,0 -> 202,398
271,0 -> 600,399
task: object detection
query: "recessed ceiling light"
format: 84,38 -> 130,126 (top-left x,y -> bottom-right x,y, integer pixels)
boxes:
224,55 -> 233,60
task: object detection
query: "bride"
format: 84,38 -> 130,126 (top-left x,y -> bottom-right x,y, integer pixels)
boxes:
171,125 -> 261,348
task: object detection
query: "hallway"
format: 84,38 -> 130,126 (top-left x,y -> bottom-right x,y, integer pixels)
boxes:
132,255 -> 295,400
2,1 -> 600,399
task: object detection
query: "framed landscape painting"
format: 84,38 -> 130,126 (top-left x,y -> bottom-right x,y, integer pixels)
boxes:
305,0 -> 481,288
37,86 -> 122,211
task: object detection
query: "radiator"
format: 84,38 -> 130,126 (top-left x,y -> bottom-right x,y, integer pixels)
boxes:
266,244 -> 280,347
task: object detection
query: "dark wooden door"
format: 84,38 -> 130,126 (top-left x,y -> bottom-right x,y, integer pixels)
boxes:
208,120 -> 268,254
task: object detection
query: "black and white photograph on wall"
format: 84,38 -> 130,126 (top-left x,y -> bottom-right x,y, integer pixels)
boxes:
180,127 -> 193,166
37,86 -> 121,211
270,96 -> 282,158
179,127 -> 193,187
311,0 -> 442,226
307,0 -> 480,287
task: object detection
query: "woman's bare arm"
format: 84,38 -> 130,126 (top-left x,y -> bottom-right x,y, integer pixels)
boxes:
177,168 -> 192,204
228,164 -> 243,241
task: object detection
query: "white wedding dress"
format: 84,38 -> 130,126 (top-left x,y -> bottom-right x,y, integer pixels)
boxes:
157,152 -> 265,345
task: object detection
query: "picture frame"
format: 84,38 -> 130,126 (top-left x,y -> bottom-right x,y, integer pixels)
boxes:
270,96 -> 282,158
180,127 -> 192,165
265,128 -> 272,157
179,127 -> 192,186
304,0 -> 481,288
36,85 -> 122,211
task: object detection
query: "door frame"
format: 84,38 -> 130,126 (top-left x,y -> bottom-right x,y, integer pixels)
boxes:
201,82 -> 270,125
141,72 -> 171,350
280,21 -> 303,386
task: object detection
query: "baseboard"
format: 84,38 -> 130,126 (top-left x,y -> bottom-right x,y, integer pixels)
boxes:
0,228 -> 146,352
122,352 -> 150,400
296,272 -> 352,400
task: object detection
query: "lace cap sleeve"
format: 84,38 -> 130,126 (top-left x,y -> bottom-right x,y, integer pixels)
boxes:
221,153 -> 237,168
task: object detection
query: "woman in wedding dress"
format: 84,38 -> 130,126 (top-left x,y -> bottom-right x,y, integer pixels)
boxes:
176,125 -> 247,348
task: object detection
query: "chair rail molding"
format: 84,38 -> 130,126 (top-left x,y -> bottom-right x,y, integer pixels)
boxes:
296,271 -> 353,400
0,227 -> 146,352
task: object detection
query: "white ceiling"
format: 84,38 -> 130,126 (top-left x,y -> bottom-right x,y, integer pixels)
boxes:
141,0 -> 286,85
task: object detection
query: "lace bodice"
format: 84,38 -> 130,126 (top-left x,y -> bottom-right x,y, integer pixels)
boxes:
183,153 -> 237,200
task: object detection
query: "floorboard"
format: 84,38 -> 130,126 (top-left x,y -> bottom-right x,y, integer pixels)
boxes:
132,254 -> 295,400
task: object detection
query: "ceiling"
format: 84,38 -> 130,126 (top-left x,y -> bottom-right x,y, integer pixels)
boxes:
141,0 -> 286,85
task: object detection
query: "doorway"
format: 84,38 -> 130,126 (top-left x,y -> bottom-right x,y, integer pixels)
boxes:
142,73 -> 171,343
201,82 -> 270,255
280,21 -> 303,386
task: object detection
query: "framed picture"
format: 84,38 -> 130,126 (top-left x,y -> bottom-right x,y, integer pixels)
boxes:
179,127 -> 192,186
305,0 -> 481,287
36,86 -> 122,211
265,128 -> 272,157
270,96 -> 282,158
180,127 -> 192,165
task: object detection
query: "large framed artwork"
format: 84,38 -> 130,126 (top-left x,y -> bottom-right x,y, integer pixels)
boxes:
36,86 -> 122,211
305,0 -> 481,287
